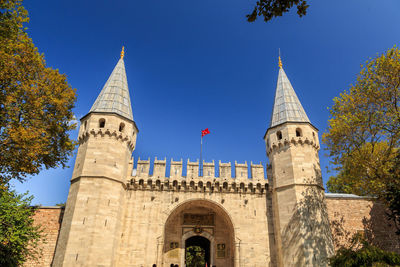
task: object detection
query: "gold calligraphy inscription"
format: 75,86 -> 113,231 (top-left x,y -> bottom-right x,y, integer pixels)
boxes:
183,213 -> 214,226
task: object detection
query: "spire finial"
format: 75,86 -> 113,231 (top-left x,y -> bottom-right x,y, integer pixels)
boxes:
120,46 -> 125,59
278,48 -> 282,69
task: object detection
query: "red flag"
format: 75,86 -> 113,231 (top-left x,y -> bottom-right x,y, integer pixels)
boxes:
201,128 -> 210,137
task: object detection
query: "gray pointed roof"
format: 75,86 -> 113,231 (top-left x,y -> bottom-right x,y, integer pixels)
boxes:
270,67 -> 310,128
90,58 -> 133,121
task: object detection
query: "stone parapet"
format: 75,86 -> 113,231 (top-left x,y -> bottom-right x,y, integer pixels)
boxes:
128,157 -> 268,194
128,158 -> 268,194
131,157 -> 267,181
127,176 -> 268,194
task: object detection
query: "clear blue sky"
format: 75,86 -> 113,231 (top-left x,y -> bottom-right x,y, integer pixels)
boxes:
12,0 -> 400,205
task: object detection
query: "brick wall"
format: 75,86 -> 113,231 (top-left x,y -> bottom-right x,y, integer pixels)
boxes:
24,207 -> 64,267
326,195 -> 400,253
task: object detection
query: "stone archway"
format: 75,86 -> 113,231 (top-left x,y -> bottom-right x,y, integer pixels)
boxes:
163,199 -> 235,267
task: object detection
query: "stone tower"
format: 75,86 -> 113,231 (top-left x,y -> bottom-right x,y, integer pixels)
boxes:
53,48 -> 138,266
265,57 -> 334,267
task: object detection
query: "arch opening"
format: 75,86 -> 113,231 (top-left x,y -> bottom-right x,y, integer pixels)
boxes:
99,118 -> 105,128
277,131 -> 282,140
163,199 -> 235,267
185,236 -> 210,267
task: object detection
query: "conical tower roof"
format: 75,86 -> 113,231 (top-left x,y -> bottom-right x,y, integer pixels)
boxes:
270,58 -> 310,128
90,47 -> 133,121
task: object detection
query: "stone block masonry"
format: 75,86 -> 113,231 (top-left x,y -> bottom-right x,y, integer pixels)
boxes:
24,207 -> 64,267
26,196 -> 400,266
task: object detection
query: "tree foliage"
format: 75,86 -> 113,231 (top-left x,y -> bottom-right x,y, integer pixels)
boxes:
329,234 -> 400,267
185,246 -> 206,267
247,0 -> 309,22
0,0 -> 77,185
323,46 -> 400,234
0,188 -> 43,267
323,46 -> 400,195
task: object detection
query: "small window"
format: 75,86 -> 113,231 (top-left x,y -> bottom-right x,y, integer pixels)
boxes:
313,132 -> 316,141
277,131 -> 282,140
296,128 -> 302,137
84,121 -> 87,130
119,122 -> 125,132
99,118 -> 105,128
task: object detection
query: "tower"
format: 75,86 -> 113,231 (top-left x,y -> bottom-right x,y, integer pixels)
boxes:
53,48 -> 138,266
265,57 -> 333,266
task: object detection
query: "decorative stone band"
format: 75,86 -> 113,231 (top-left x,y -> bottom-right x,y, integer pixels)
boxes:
77,128 -> 136,150
127,177 -> 269,194
266,136 -> 319,156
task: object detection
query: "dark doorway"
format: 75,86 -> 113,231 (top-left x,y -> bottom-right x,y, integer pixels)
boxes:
185,236 -> 210,267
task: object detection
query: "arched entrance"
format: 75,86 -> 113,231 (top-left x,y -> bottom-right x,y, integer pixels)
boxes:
163,199 -> 235,267
185,236 -> 210,267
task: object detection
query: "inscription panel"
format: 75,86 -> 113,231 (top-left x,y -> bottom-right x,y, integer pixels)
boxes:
183,213 -> 215,226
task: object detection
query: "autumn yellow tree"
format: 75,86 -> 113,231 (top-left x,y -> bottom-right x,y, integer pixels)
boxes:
323,46 -> 400,195
323,46 -> 400,234
0,0 -> 76,185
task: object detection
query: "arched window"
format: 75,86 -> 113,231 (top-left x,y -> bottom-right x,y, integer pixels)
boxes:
84,120 -> 87,130
99,118 -> 105,128
296,128 -> 302,137
119,122 -> 125,132
277,131 -> 282,140
312,132 -> 316,141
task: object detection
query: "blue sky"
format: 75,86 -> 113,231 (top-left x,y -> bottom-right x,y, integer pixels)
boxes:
12,0 -> 400,205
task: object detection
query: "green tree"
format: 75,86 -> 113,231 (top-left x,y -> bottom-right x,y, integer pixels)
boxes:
329,234 -> 400,267
0,188 -> 43,267
323,46 -> 400,233
247,0 -> 309,22
185,246 -> 206,267
0,1 -> 76,266
0,0 -> 77,185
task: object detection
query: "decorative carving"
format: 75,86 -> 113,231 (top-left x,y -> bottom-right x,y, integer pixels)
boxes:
169,242 -> 179,249
217,243 -> 226,258
193,226 -> 203,234
183,213 -> 214,226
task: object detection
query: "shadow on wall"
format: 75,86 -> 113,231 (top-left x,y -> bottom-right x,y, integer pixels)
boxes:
330,202 -> 400,254
364,202 -> 400,253
280,178 -> 334,266
266,193 -> 277,267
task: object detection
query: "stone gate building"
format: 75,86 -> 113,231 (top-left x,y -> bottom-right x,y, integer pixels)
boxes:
29,49 -> 399,267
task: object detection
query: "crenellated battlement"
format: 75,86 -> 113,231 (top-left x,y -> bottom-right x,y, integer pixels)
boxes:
77,128 -> 136,150
266,136 -> 319,156
127,157 -> 268,194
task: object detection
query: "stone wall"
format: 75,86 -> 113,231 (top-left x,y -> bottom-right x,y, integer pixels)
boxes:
326,194 -> 400,253
24,207 -> 64,267
26,194 -> 400,266
115,188 -> 274,267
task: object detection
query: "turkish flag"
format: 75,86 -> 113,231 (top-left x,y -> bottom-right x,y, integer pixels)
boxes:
201,128 -> 210,137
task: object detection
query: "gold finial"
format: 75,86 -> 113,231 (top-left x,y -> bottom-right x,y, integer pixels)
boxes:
120,46 -> 125,59
278,48 -> 282,69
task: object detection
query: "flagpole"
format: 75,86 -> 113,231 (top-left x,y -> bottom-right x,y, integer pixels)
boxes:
200,133 -> 203,177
